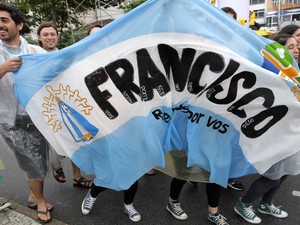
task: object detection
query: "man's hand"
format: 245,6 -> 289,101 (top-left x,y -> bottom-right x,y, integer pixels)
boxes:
0,57 -> 22,79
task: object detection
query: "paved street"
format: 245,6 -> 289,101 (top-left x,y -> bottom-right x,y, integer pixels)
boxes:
1,140 -> 300,225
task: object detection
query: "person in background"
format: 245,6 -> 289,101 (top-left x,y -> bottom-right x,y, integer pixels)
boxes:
87,24 -> 102,35
167,178 -> 229,225
234,33 -> 297,224
278,24 -> 300,66
221,7 -> 237,20
0,3 -> 51,223
81,26 -> 141,222
273,33 -> 299,62
220,6 -> 245,192
36,21 -> 93,188
190,6 -> 246,192
81,181 -> 141,222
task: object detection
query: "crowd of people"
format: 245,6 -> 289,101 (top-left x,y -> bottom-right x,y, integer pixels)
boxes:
0,3 -> 298,225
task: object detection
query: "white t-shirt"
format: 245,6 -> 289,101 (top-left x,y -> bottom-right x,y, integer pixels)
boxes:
0,36 -> 46,125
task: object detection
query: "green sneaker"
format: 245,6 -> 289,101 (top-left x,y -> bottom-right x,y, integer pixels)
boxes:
258,201 -> 288,218
234,199 -> 261,224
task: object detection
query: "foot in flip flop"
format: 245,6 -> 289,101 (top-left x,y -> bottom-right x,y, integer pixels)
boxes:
37,209 -> 52,223
28,202 -> 53,211
52,168 -> 66,183
73,176 -> 92,188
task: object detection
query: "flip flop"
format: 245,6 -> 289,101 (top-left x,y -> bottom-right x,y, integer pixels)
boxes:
73,176 -> 92,188
37,209 -> 52,223
52,168 -> 66,183
28,202 -> 53,211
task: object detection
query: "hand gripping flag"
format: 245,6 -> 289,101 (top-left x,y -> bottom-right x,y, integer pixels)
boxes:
13,0 -> 300,189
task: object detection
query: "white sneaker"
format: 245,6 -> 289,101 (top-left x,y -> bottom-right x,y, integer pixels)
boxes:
81,189 -> 97,215
124,203 -> 141,222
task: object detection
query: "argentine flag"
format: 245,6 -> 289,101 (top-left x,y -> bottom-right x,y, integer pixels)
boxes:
14,0 -> 300,190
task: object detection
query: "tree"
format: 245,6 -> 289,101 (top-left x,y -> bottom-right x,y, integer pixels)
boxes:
119,0 -> 147,13
10,0 -> 120,47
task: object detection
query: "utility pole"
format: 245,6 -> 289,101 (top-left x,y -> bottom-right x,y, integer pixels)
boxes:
278,0 -> 281,31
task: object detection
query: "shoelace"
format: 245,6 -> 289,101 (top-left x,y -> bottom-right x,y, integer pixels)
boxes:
84,195 -> 96,209
170,203 -> 184,215
268,204 -> 282,214
213,214 -> 228,225
243,205 -> 257,219
125,204 -> 139,217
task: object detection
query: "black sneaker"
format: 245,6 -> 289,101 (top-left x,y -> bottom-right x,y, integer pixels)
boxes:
228,179 -> 245,191
166,202 -> 188,220
208,212 -> 229,225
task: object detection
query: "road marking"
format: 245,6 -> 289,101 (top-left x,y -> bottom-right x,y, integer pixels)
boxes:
292,190 -> 300,197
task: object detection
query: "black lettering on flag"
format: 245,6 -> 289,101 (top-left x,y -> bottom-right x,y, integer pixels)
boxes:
201,58 -> 240,97
228,87 -> 274,118
158,44 -> 195,92
136,48 -> 170,101
105,59 -> 140,104
85,68 -> 118,119
241,105 -> 288,138
207,71 -> 256,105
188,52 -> 224,94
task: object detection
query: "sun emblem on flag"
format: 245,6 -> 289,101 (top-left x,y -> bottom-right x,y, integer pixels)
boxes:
42,84 -> 99,142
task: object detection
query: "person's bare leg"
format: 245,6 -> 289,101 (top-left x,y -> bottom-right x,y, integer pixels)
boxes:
71,161 -> 92,188
71,161 -> 81,180
28,180 -> 50,221
208,206 -> 218,214
28,191 -> 52,210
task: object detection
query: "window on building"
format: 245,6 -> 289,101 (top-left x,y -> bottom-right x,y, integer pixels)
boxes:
272,0 -> 279,6
254,9 -> 265,18
266,16 -> 278,29
250,0 -> 265,4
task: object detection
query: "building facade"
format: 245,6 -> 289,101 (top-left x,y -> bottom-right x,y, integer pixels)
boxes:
250,0 -> 300,31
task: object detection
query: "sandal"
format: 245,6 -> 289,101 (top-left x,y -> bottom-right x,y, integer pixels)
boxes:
37,209 -> 52,223
28,202 -> 53,211
73,176 -> 92,188
146,169 -> 156,176
52,168 -> 66,183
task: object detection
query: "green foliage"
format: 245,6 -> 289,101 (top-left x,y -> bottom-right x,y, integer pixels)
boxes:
119,0 -> 147,13
8,0 -> 117,47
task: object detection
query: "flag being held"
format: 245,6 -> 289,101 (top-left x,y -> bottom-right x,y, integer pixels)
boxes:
13,0 -> 300,190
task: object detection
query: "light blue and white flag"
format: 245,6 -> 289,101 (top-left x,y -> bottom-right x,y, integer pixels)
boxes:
14,0 -> 300,189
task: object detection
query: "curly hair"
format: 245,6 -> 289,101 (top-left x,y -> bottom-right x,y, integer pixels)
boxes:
0,2 -> 25,25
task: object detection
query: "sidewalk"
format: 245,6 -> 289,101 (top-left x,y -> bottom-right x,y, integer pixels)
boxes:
0,196 -> 68,225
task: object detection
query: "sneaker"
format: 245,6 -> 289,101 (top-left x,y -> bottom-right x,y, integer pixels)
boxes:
208,212 -> 229,225
228,179 -> 245,191
166,202 -> 188,220
81,189 -> 97,215
234,199 -> 261,224
258,201 -> 288,218
124,203 -> 141,222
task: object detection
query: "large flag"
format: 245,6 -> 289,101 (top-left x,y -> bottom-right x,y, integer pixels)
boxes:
14,0 -> 300,190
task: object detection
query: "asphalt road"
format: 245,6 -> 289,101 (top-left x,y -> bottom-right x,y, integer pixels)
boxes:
0,139 -> 299,225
